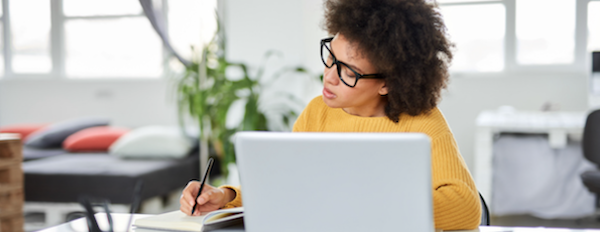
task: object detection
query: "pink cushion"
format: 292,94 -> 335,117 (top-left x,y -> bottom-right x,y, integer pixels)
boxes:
63,126 -> 129,152
0,124 -> 49,140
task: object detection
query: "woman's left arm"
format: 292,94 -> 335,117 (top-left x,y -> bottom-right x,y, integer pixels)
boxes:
430,133 -> 481,230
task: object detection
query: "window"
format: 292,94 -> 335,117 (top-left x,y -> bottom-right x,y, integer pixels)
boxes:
516,0 -> 575,65
167,0 -> 217,63
440,2 -> 505,72
0,2 -> 4,77
0,0 -> 216,79
63,0 -> 162,78
589,1 -> 600,52
10,0 -> 51,74
438,0 -> 596,73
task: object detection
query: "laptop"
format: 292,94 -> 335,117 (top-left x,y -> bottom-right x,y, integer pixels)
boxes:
234,132 -> 433,232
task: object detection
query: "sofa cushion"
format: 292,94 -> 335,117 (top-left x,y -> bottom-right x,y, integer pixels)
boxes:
63,126 -> 129,152
109,125 -> 193,159
24,117 -> 110,149
22,147 -> 67,161
0,124 -> 48,140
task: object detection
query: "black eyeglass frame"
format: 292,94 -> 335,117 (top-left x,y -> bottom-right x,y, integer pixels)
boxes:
320,37 -> 384,87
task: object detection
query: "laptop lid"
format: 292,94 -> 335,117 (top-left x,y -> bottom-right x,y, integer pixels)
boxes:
234,132 -> 433,232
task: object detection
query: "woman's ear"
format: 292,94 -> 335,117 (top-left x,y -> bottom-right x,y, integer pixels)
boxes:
378,83 -> 388,96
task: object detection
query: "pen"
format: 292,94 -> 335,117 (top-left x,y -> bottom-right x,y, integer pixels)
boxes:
191,157 -> 214,215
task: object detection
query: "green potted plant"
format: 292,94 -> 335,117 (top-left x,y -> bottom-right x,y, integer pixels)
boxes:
174,19 -> 312,178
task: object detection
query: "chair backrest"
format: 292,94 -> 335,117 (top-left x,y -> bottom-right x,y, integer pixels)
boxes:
479,192 -> 490,226
583,109 -> 600,166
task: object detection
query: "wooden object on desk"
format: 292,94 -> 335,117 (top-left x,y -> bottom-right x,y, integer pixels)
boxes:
473,110 -> 586,211
0,133 -> 24,232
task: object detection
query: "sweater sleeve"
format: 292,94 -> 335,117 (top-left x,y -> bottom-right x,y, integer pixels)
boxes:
431,133 -> 481,230
219,185 -> 243,209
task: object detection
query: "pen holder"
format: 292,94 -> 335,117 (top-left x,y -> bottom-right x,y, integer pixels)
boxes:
75,180 -> 143,232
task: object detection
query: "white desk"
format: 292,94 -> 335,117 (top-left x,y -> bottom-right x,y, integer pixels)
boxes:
37,213 -> 243,232
474,110 -> 586,210
37,213 -> 600,232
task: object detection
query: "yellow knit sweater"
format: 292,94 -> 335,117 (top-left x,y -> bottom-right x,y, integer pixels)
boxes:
223,96 -> 481,230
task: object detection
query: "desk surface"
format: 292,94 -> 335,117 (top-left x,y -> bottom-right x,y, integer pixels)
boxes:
37,213 -> 600,232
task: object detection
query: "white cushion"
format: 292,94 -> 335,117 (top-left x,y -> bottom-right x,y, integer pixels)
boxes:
109,125 -> 193,159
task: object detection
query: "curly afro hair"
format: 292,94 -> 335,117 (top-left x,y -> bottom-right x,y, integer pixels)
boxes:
324,0 -> 453,122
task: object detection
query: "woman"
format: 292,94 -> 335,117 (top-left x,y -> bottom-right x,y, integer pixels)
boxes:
180,0 -> 481,230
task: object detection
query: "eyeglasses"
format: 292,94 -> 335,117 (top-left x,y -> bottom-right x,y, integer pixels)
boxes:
320,37 -> 384,87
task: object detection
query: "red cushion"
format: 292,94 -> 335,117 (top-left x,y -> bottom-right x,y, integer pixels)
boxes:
63,126 -> 129,152
0,124 -> 49,140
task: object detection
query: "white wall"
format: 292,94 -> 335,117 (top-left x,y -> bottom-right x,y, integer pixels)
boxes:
223,0 -> 326,73
0,79 -> 179,128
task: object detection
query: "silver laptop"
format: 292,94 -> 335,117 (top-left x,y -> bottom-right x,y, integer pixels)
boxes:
234,132 -> 433,232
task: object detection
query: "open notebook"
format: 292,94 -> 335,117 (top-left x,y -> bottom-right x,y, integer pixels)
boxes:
133,207 -> 244,232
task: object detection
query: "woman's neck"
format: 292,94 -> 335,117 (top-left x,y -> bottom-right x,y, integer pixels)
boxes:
342,97 -> 388,117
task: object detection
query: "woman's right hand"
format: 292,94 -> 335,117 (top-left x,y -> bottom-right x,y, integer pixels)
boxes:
179,181 -> 227,216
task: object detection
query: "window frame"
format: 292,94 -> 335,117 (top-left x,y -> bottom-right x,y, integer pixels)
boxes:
0,0 -> 595,78
439,0 -> 594,75
0,0 -> 169,80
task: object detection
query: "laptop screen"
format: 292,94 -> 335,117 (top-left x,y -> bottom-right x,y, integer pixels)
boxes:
234,132 -> 433,232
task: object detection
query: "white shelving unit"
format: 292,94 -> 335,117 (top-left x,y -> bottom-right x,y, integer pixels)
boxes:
473,109 -> 586,210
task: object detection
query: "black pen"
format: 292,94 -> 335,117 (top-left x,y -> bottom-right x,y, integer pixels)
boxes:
191,157 -> 214,215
